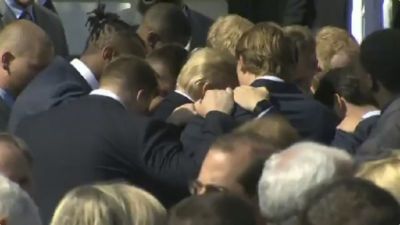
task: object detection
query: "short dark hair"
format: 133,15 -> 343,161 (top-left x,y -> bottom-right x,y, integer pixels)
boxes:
147,44 -> 189,80
84,4 -> 145,57
301,178 -> 400,225
142,3 -> 191,46
168,193 -> 257,225
101,55 -> 158,94
360,29 -> 400,93
211,132 -> 279,197
315,67 -> 375,107
0,133 -> 32,166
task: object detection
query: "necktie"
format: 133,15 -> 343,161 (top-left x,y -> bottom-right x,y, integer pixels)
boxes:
20,11 -> 32,21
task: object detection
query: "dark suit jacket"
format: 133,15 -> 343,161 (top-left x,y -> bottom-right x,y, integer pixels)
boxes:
0,98 -> 10,132
152,91 -> 193,121
239,79 -> 338,144
356,97 -> 400,162
16,95 -> 232,223
186,7 -> 213,50
0,1 -> 69,57
331,115 -> 379,154
8,56 -> 91,132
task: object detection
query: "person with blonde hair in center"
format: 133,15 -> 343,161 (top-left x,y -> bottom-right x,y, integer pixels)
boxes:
153,47 -> 238,121
207,14 -> 254,56
51,183 -> 166,225
357,151 -> 400,202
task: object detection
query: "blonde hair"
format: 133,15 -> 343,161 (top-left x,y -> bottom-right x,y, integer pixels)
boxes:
316,26 -> 359,71
236,22 -> 296,80
357,151 -> 400,202
207,14 -> 254,56
51,183 -> 166,225
177,47 -> 237,101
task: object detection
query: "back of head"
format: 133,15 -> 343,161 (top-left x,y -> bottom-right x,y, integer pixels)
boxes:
139,3 -> 191,49
51,183 -> 166,225
84,5 -> 145,57
168,193 -> 257,225
315,66 -> 375,108
357,150 -> 400,202
0,174 -> 41,225
146,44 -> 188,95
207,14 -> 254,56
0,20 -> 54,95
316,26 -> 359,71
301,178 -> 400,225
177,47 -> 237,101
360,29 -> 400,94
234,116 -> 300,149
284,25 -> 315,57
258,142 -> 353,222
236,22 -> 297,80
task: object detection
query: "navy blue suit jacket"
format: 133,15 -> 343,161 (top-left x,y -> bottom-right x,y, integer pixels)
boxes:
152,91 -> 193,121
8,56 -> 91,132
239,79 -> 338,144
15,95 -> 232,224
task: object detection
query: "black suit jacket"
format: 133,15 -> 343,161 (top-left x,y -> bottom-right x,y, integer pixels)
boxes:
0,98 -> 10,131
16,95 -> 232,223
239,79 -> 338,144
8,56 -> 91,132
152,91 -> 193,121
356,97 -> 400,162
187,7 -> 213,50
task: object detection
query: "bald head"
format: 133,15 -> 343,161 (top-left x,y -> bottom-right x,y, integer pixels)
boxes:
138,3 -> 191,51
0,20 -> 54,96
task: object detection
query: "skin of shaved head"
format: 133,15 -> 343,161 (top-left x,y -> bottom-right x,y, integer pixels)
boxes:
0,20 -> 54,97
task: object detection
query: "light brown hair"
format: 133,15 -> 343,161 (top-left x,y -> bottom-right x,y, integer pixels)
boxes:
236,22 -> 297,80
207,14 -> 254,56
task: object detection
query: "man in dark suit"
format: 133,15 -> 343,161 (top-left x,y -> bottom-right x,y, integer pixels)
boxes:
234,23 -> 338,144
135,0 -> 212,50
16,55 -> 235,223
8,10 -> 146,132
0,0 -> 68,57
0,20 -> 53,131
355,29 -> 400,162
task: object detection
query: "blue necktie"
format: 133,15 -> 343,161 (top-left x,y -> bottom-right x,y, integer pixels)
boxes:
364,0 -> 384,37
20,10 -> 32,21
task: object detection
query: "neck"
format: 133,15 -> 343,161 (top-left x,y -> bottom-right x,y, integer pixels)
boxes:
79,54 -> 101,80
345,103 -> 378,119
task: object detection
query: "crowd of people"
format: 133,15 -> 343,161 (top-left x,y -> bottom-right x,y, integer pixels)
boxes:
0,0 -> 399,225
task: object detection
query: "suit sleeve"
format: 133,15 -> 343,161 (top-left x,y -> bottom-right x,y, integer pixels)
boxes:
282,0 -> 309,25
139,111 -> 235,190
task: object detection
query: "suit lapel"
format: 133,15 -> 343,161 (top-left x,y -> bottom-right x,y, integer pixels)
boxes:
0,0 -> 17,24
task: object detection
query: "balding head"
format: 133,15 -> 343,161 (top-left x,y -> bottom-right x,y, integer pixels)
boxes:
100,55 -> 158,113
0,20 -> 54,96
137,3 -> 191,51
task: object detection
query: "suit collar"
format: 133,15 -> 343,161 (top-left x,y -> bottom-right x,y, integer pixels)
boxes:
381,96 -> 400,116
3,0 -> 34,20
90,89 -> 125,108
251,79 -> 302,94
174,90 -> 194,102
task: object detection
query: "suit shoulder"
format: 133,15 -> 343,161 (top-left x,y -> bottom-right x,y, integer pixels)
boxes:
34,3 -> 63,25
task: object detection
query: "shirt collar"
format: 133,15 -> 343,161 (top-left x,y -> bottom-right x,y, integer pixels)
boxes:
4,0 -> 34,20
174,90 -> 194,102
90,89 -> 125,107
362,110 -> 381,119
255,75 -> 285,83
70,58 -> 99,90
0,88 -> 15,108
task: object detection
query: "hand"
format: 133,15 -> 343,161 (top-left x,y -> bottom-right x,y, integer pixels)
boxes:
234,86 -> 269,112
167,103 -> 197,126
194,88 -> 234,117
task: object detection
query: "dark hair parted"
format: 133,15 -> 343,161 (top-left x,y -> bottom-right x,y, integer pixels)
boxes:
168,193 -> 257,225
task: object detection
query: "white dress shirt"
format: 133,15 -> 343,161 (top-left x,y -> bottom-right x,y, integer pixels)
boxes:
70,59 -> 99,90
362,110 -> 381,120
90,89 -> 124,106
255,75 -> 285,83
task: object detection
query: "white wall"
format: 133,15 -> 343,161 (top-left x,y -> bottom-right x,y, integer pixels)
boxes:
54,0 -> 227,55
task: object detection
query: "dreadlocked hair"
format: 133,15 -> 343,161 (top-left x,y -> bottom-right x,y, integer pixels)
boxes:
85,3 -> 134,50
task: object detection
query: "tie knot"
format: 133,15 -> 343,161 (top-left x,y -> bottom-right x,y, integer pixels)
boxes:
20,11 -> 32,21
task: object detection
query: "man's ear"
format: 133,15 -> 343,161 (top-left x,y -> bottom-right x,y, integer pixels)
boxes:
238,56 -> 246,73
1,52 -> 14,73
201,82 -> 211,97
147,31 -> 160,50
102,46 -> 116,62
334,93 -> 347,115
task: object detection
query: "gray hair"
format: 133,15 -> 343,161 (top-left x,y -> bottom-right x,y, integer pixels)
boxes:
0,174 -> 42,225
258,142 -> 353,222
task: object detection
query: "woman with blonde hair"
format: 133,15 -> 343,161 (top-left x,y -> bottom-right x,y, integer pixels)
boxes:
357,151 -> 400,202
50,183 -> 166,225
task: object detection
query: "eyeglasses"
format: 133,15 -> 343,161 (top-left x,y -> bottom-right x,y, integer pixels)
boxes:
189,180 -> 227,195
